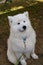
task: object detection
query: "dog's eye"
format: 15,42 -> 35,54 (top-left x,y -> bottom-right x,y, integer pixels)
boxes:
23,21 -> 25,23
17,23 -> 20,25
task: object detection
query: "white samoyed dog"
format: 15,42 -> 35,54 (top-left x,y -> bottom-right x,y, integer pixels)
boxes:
7,11 -> 38,65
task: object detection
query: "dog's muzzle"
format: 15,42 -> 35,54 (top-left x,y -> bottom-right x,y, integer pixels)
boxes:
19,25 -> 27,32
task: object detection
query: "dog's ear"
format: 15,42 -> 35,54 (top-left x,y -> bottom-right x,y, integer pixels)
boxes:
24,11 -> 29,17
8,16 -> 13,26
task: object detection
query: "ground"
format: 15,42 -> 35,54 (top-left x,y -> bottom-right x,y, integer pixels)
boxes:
0,1 -> 43,65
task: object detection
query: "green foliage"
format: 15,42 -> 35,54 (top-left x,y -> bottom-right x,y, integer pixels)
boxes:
8,0 -> 12,2
0,0 -> 2,1
0,0 -> 3,1
14,55 -> 22,65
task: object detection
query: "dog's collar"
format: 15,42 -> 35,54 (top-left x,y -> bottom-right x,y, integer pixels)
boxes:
22,36 -> 27,43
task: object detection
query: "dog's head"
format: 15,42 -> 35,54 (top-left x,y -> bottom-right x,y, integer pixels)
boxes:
8,11 -> 32,33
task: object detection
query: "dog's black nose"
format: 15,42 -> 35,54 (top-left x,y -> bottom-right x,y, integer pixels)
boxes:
23,26 -> 26,30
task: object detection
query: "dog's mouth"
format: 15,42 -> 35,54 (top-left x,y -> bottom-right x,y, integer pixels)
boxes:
19,29 -> 26,32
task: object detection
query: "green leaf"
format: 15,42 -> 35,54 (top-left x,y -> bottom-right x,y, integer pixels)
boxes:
14,55 -> 22,65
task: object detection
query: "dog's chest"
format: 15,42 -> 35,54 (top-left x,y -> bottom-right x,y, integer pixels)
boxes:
12,38 -> 33,53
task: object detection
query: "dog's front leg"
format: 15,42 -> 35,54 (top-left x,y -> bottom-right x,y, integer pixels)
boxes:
20,56 -> 27,65
31,49 -> 38,59
31,52 -> 38,59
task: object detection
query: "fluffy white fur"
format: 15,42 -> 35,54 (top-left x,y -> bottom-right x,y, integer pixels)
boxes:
7,11 -> 38,65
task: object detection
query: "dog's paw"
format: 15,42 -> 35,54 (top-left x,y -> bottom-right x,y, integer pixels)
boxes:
20,59 -> 27,65
31,53 -> 38,59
